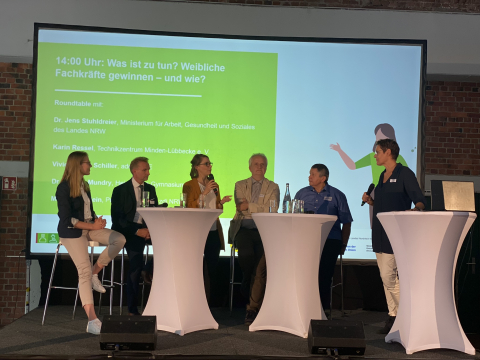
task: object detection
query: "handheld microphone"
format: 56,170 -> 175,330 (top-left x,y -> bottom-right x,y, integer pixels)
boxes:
207,174 -> 218,195
361,183 -> 375,206
158,202 -> 168,207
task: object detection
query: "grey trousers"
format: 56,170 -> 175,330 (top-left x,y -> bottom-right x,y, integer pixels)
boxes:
60,229 -> 126,306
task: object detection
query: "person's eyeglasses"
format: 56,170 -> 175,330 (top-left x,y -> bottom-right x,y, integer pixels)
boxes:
199,162 -> 213,166
82,161 -> 92,166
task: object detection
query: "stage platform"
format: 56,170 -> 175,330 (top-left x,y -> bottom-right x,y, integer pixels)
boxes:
0,306 -> 477,359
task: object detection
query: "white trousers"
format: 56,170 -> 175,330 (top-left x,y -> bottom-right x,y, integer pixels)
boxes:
61,229 -> 125,306
376,252 -> 400,316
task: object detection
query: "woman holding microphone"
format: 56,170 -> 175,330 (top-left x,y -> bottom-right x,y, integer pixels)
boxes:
361,139 -> 426,334
56,151 -> 126,334
183,154 -> 231,302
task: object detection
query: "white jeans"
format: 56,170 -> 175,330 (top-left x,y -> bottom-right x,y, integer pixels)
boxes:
376,252 -> 400,317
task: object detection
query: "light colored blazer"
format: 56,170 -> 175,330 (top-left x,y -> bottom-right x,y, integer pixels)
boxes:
182,178 -> 225,251
228,177 -> 280,244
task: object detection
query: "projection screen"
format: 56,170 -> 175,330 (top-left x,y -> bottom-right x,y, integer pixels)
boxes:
28,23 -> 426,259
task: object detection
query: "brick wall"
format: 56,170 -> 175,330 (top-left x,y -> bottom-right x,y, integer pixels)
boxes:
0,63 -> 31,325
180,0 -> 480,13
425,82 -> 480,176
1,59 -> 480,324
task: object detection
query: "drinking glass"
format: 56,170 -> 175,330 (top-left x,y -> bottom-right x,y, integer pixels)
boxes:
292,199 -> 298,213
198,194 -> 206,209
142,191 -> 150,207
299,199 -> 305,213
180,193 -> 187,208
269,199 -> 276,213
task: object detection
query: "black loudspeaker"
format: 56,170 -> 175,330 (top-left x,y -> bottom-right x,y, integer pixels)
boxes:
100,315 -> 157,351
431,180 -> 475,212
308,319 -> 366,356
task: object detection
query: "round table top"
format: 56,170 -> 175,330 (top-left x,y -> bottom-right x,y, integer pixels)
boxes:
377,211 -> 475,218
252,213 -> 337,220
137,207 -> 222,214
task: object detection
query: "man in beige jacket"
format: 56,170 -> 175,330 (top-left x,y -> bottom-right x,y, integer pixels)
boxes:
228,153 -> 280,325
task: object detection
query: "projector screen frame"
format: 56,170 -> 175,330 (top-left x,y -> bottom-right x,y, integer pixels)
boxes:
26,22 -> 427,260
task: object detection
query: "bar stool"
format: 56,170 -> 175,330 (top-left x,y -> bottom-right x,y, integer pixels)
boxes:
42,240 -> 113,325
99,244 -> 151,315
228,242 -> 241,312
97,250 -> 118,316
101,247 -> 127,315
140,243 -> 152,311
329,253 -> 345,319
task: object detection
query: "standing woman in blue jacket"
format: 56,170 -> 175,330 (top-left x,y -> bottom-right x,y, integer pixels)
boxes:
56,151 -> 126,335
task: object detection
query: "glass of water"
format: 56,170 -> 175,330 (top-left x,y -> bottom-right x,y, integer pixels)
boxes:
142,191 -> 150,207
292,199 -> 299,213
198,194 -> 206,209
180,193 -> 186,208
269,199 -> 276,213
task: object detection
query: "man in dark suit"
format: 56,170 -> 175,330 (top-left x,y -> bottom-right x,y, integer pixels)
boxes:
111,157 -> 158,315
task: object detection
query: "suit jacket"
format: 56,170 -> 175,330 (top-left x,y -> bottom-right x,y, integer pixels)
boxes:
111,178 -> 158,251
228,177 -> 280,244
56,180 -> 96,238
182,178 -> 225,251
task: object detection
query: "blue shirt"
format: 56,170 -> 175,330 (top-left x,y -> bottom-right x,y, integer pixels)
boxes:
294,184 -> 353,240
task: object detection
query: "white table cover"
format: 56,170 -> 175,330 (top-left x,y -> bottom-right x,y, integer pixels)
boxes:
249,213 -> 337,338
137,207 -> 222,335
377,211 -> 476,355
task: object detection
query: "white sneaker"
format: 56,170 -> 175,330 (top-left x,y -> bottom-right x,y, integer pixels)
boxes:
86,318 -> 102,335
92,274 -> 106,293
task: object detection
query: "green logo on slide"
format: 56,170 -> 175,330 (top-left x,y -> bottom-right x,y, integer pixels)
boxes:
36,233 -> 59,244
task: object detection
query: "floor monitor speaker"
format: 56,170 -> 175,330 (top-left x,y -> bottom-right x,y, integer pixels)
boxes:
308,319 -> 365,355
100,315 -> 157,351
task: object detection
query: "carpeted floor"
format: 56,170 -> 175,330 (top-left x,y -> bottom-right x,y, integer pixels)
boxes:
0,306 -> 477,359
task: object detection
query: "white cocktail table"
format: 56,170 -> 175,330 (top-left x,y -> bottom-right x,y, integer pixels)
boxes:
137,207 -> 222,335
377,211 -> 476,355
249,213 -> 337,338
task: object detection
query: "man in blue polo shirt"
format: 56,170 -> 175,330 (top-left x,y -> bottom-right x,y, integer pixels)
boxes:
295,164 -> 353,311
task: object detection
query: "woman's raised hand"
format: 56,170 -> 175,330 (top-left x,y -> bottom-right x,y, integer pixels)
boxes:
203,179 -> 218,195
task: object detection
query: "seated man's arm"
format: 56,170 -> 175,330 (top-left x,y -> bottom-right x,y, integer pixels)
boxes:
111,186 -> 139,239
150,185 -> 159,207
235,181 -> 249,212
248,183 -> 280,213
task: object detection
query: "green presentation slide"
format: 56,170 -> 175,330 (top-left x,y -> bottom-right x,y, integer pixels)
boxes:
33,43 -> 278,219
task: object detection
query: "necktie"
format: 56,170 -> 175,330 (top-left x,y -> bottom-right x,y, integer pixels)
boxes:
138,184 -> 147,227
251,181 -> 261,204
139,184 -> 144,207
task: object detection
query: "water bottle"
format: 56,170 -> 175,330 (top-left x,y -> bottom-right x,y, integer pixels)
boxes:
282,183 -> 291,213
